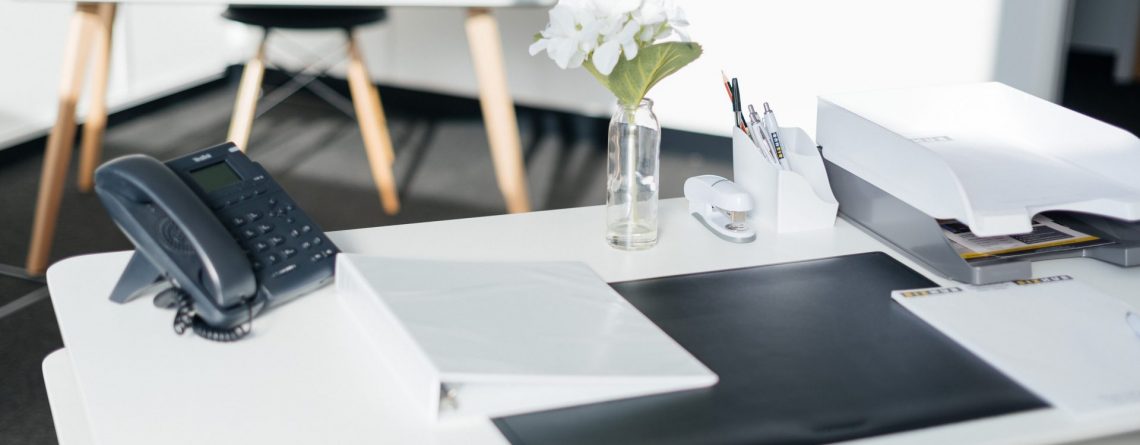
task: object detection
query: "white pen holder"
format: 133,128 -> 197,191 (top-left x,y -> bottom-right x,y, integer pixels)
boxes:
732,126 -> 838,233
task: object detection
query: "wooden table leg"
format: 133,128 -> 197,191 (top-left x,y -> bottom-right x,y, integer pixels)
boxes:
76,3 -> 117,193
227,32 -> 268,152
465,8 -> 531,214
25,3 -> 103,276
346,31 -> 400,215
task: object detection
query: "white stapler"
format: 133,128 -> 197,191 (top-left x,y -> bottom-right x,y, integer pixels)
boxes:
684,175 -> 756,243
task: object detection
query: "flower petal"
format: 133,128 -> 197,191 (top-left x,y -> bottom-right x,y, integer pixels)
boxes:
567,50 -> 587,69
548,38 -> 579,69
593,40 -> 622,75
638,25 -> 657,41
622,39 -> 638,60
548,4 -> 576,34
591,0 -> 641,16
528,38 -> 549,56
672,27 -> 690,42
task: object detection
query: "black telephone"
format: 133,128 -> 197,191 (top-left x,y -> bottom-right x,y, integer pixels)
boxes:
95,142 -> 339,341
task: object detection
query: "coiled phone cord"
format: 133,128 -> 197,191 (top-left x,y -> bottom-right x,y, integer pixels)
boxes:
172,291 -> 253,342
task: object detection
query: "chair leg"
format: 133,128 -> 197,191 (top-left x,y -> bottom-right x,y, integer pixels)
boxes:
465,8 -> 530,214
76,3 -> 117,193
26,4 -> 102,276
346,32 -> 400,215
227,32 -> 268,152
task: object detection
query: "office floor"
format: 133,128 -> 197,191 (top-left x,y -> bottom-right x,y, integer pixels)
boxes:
0,50 -> 1137,444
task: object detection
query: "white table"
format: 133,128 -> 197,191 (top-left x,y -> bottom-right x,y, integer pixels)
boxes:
22,0 -> 551,277
42,198 -> 1140,444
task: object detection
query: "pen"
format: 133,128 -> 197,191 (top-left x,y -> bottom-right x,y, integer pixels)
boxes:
731,78 -> 749,134
746,105 -> 777,165
748,104 -> 779,165
762,102 -> 791,171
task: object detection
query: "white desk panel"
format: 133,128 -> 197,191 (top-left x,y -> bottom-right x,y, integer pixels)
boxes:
44,198 -> 1140,445
42,350 -> 93,445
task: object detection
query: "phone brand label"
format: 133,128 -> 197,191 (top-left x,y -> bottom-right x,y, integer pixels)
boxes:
192,153 -> 213,163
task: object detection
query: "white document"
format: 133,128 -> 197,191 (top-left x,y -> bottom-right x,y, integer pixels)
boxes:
939,215 -> 1109,260
893,276 -> 1140,415
336,254 -> 718,422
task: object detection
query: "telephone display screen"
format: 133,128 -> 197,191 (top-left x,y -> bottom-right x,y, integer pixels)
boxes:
190,162 -> 241,193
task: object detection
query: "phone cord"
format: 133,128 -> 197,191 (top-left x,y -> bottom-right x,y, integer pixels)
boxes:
172,291 -> 253,342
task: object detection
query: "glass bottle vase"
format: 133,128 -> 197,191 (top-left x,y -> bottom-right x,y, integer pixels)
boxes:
606,98 -> 661,250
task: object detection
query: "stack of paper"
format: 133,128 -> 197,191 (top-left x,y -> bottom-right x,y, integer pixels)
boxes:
893,276 -> 1140,415
336,255 -> 717,421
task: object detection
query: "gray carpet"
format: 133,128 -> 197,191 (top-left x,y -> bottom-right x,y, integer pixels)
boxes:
0,76 -> 731,444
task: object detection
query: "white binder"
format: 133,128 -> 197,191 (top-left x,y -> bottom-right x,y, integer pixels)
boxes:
335,254 -> 718,421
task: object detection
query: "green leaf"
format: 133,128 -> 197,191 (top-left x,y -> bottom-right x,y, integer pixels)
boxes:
585,42 -> 703,108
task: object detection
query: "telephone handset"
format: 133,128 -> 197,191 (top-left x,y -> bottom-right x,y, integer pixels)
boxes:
95,143 -> 338,340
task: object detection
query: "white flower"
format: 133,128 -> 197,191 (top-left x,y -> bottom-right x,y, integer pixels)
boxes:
635,0 -> 690,42
592,18 -> 640,75
530,0 -> 692,74
528,0 -> 603,69
588,0 -> 641,17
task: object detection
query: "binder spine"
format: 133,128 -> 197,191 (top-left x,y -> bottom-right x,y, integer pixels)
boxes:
336,255 -> 443,420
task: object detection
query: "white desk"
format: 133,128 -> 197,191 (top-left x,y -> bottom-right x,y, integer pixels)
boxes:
22,0 -> 552,276
42,198 -> 1140,444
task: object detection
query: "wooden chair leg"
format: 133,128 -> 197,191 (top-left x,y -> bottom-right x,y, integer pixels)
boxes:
465,8 -> 530,214
76,3 -> 118,193
227,32 -> 268,152
346,32 -> 400,215
368,81 -> 396,166
26,4 -> 102,276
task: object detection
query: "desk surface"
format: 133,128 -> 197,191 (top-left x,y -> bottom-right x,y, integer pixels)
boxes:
44,198 -> 1140,445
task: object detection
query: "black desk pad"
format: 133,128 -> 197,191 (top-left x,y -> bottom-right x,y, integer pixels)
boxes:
494,252 -> 1046,445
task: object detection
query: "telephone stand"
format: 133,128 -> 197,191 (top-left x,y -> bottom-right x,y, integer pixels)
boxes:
108,252 -> 170,304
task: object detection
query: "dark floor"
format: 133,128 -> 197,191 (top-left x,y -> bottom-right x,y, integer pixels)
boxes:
0,69 -> 732,444
1,49 -> 1138,444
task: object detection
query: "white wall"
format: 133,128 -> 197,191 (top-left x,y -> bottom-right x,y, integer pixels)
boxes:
0,3 -> 233,147
337,0 -> 1070,138
1070,0 -> 1140,83
0,0 -> 1074,148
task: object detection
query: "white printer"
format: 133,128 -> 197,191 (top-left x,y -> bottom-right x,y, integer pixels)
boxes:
817,82 -> 1140,284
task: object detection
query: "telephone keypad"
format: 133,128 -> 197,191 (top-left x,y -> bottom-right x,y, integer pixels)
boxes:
221,188 -> 337,291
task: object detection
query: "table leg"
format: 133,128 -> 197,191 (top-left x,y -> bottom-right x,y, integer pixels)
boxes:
465,8 -> 531,214
76,3 -> 117,193
25,3 -> 103,276
227,31 -> 267,152
346,32 -> 400,215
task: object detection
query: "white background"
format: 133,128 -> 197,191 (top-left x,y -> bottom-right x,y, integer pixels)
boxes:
0,0 -> 1086,148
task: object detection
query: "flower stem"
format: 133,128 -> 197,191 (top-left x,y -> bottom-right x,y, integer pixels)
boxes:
625,105 -> 639,230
